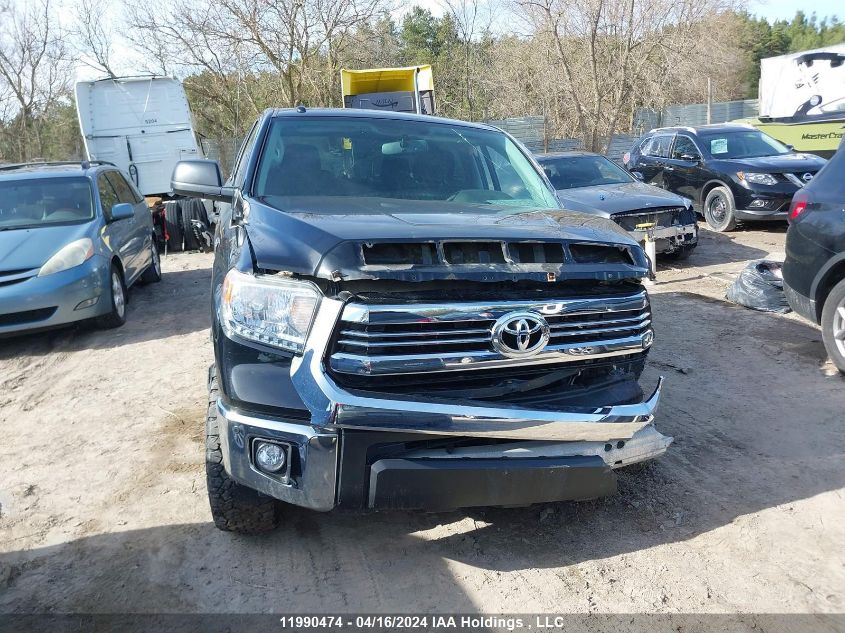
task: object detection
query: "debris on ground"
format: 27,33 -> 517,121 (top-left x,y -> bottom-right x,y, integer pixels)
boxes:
726,260 -> 791,313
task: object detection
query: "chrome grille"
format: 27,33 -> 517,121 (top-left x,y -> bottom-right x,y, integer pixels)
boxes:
329,290 -> 652,376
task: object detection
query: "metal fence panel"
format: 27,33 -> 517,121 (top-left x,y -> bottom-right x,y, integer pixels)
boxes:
634,99 -> 759,132
606,134 -> 638,163
486,116 -> 546,144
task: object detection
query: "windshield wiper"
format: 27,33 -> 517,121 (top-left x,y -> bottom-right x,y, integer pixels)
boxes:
0,224 -> 36,231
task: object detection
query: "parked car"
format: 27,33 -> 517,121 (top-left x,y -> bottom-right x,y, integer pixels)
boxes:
624,124 -> 827,232
536,151 -> 698,259
172,107 -> 671,534
0,161 -> 161,335
783,141 -> 845,373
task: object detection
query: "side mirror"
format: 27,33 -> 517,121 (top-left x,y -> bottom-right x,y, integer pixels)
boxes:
110,202 -> 134,221
171,160 -> 234,203
786,144 -> 795,151
631,171 -> 644,181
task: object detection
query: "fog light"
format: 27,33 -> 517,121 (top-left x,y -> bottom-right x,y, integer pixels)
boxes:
748,199 -> 767,208
74,296 -> 99,310
254,441 -> 287,473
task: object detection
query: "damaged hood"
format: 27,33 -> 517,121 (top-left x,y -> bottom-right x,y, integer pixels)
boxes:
245,196 -> 647,282
556,181 -> 690,217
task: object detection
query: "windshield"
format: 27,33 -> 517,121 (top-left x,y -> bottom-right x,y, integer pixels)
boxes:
540,155 -> 633,190
701,130 -> 791,159
253,117 -> 559,210
0,177 -> 94,230
818,96 -> 845,114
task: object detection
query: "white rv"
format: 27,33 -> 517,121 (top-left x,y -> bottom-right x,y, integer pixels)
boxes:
75,76 -> 202,197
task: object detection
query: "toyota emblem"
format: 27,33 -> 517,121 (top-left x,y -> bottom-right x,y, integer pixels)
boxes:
802,172 -> 814,182
491,311 -> 550,358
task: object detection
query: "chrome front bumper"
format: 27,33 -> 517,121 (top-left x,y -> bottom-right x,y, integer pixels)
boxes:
291,297 -> 666,443
218,295 -> 671,510
218,401 -> 338,511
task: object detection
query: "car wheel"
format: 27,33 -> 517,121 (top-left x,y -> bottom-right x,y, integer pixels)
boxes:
821,278 -> 845,374
97,264 -> 127,329
703,186 -> 737,232
140,238 -> 163,283
206,366 -> 281,534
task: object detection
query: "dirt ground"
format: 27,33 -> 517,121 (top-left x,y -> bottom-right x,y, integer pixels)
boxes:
1,224 -> 844,629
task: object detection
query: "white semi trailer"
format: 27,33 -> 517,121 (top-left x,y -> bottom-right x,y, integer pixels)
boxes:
75,76 -> 203,197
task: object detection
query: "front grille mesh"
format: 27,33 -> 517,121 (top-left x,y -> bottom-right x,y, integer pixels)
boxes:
0,307 -> 57,327
329,291 -> 652,377
335,307 -> 650,356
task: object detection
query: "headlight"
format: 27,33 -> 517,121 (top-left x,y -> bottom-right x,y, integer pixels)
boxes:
37,238 -> 94,277
737,172 -> 778,186
220,269 -> 321,353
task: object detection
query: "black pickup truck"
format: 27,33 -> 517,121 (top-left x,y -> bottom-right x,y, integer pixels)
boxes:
172,108 -> 670,534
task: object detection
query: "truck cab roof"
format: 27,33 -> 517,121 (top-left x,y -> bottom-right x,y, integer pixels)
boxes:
266,106 -> 500,133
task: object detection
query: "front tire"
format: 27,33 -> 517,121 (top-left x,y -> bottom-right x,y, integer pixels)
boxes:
206,367 -> 281,534
821,278 -> 845,374
97,264 -> 127,329
703,186 -> 737,232
140,239 -> 162,283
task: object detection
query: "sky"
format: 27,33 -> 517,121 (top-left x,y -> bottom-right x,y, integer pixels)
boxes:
750,0 -> 842,22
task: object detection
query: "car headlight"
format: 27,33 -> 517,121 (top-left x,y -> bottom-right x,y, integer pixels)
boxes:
220,269 -> 321,353
37,238 -> 95,277
737,172 -> 778,186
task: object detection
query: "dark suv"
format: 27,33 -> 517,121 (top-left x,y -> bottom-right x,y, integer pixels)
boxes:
624,124 -> 827,231
783,141 -> 845,373
171,108 -> 670,534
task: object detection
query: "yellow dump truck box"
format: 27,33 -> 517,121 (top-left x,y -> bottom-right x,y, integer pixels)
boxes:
341,66 -> 435,115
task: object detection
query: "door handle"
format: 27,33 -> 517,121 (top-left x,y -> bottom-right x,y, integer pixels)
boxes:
664,165 -> 674,171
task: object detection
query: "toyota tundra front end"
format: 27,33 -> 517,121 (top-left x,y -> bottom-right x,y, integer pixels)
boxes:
173,107 -> 671,533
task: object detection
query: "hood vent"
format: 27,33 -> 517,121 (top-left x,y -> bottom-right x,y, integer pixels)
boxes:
509,242 -> 565,264
570,243 -> 634,265
363,242 -> 438,265
443,242 -> 505,264
360,240 -> 633,267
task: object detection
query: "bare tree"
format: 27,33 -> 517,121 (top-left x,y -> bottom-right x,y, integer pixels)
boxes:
72,0 -> 118,78
511,0 -> 742,150
0,0 -> 71,160
124,0 -> 391,121
440,0 -> 497,119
